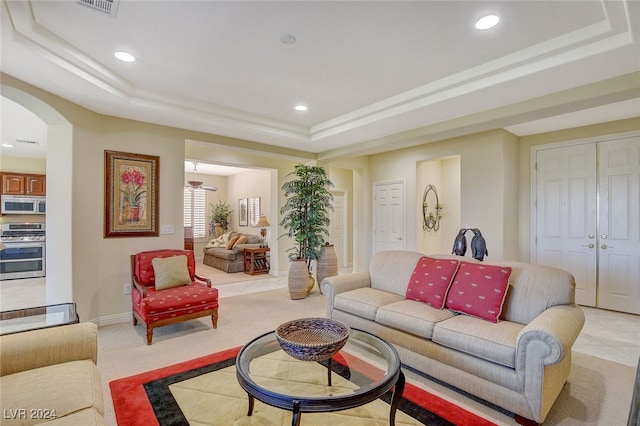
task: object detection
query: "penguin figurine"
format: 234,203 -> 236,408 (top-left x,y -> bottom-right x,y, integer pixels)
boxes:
451,228 -> 468,256
471,228 -> 488,261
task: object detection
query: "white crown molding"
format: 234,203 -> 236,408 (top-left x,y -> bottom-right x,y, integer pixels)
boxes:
310,1 -> 635,142
3,0 -> 313,144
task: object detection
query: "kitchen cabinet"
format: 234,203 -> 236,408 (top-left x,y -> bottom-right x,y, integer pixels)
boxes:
1,173 -> 46,195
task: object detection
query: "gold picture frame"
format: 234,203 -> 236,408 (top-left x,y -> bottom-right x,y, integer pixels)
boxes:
104,150 -> 159,238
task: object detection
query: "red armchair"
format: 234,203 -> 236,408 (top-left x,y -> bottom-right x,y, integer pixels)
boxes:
130,249 -> 218,345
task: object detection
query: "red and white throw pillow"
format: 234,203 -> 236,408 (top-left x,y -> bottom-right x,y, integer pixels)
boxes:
405,257 -> 460,309
445,261 -> 511,322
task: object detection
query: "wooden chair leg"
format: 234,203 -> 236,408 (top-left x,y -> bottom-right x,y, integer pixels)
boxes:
211,308 -> 218,329
132,315 -> 138,326
146,327 -> 153,345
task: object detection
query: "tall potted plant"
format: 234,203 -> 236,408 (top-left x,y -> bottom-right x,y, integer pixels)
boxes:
280,164 -> 334,299
209,200 -> 233,237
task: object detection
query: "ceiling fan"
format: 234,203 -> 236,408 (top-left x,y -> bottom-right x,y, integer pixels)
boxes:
185,162 -> 218,192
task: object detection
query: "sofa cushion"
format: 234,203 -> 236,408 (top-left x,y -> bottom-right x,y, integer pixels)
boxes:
496,261 -> 576,324
334,288 -> 404,320
152,255 -> 191,290
135,283 -> 219,320
42,408 -> 105,426
226,235 -> 240,249
432,314 -> 524,368
375,299 -> 457,339
369,250 -> 425,296
405,257 -> 459,309
211,249 -> 237,261
0,360 -> 104,426
445,262 -> 511,323
134,250 -> 196,287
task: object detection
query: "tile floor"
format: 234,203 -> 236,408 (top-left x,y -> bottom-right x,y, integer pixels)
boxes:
1,275 -> 639,367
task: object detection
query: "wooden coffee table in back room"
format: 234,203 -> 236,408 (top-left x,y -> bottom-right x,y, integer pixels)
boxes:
243,247 -> 270,275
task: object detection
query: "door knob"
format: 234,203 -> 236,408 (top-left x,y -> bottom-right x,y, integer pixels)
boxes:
601,244 -> 613,249
583,244 -> 594,249
601,234 -> 608,240
588,234 -> 595,239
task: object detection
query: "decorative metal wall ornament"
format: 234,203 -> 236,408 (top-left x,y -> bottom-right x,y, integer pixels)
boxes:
422,184 -> 443,231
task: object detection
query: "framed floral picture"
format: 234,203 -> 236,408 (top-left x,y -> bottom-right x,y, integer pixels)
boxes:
104,150 -> 159,238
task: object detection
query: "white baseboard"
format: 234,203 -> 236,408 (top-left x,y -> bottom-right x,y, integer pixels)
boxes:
95,311 -> 131,327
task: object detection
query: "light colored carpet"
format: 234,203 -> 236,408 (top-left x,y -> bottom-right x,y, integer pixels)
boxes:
195,262 -> 272,286
99,286 -> 637,426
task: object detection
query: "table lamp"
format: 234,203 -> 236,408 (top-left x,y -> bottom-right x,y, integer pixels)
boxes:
255,215 -> 270,247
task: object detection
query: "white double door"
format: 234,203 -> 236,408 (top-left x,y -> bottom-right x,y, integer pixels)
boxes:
534,136 -> 640,314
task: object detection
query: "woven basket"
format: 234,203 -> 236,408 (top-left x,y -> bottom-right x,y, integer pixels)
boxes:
275,318 -> 350,362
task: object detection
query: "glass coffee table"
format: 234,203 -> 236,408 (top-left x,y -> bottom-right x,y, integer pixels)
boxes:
236,327 -> 405,426
0,303 -> 79,335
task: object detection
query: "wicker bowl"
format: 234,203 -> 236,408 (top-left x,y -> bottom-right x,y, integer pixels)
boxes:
275,318 -> 350,362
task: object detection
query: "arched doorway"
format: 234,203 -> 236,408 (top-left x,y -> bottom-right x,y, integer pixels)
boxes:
1,85 -> 74,305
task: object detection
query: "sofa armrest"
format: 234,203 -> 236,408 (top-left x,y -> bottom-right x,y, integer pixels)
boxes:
516,304 -> 585,367
0,322 -> 98,377
322,271 -> 371,317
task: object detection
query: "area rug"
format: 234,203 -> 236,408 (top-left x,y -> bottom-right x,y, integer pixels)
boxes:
110,346 -> 496,426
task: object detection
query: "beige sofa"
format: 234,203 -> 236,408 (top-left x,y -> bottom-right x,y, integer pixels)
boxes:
203,231 -> 261,272
323,250 -> 585,424
0,323 -> 104,425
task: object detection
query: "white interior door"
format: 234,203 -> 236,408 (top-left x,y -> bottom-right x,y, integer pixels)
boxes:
329,190 -> 347,267
373,181 -> 405,254
535,143 -> 597,306
597,137 -> 640,314
534,136 -> 640,313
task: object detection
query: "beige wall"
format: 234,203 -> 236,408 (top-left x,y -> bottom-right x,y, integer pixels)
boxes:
416,156 -> 460,255
369,129 -> 519,261
2,72 -> 639,325
0,155 -> 46,174
1,74 -> 312,323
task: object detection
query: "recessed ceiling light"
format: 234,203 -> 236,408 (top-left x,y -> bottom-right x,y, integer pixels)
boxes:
115,51 -> 136,62
1,143 -> 13,148
294,105 -> 308,112
475,15 -> 500,30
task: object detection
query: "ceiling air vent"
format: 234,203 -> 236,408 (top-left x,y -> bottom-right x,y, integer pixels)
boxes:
77,0 -> 119,18
16,139 -> 40,145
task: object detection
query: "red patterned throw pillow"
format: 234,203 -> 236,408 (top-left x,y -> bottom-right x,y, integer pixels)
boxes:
405,257 -> 460,309
445,261 -> 512,322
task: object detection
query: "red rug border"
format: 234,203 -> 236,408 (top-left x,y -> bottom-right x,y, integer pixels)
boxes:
109,346 -> 496,426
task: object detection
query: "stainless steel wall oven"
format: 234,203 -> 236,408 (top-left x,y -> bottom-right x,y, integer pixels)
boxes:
0,223 -> 45,280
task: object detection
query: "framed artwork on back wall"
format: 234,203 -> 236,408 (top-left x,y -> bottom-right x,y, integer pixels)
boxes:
239,198 -> 248,226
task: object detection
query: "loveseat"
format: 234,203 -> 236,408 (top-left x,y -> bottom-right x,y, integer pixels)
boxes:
203,231 -> 261,272
322,250 -> 585,424
0,322 -> 105,425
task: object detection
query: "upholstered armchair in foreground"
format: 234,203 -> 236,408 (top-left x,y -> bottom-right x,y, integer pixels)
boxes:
130,249 -> 219,345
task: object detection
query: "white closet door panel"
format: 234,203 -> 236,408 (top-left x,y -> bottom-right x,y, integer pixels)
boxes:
598,138 -> 640,314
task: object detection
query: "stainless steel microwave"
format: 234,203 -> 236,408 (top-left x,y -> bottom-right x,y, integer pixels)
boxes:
1,195 -> 46,215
